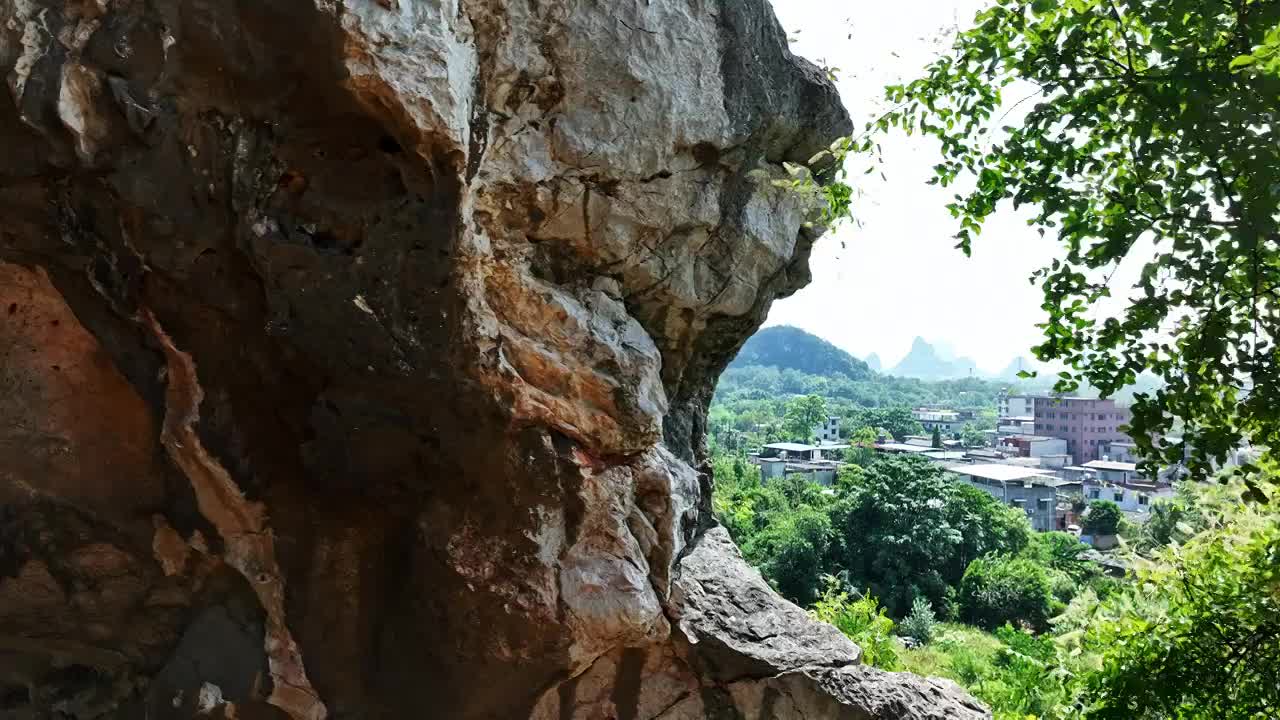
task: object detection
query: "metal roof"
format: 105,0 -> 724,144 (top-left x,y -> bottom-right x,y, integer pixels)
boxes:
1083,460 -> 1138,472
876,443 -> 934,453
946,463 -> 1056,482
763,442 -> 818,452
924,451 -> 968,459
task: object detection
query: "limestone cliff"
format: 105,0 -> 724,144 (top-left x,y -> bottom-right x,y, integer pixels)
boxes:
0,1 -> 987,718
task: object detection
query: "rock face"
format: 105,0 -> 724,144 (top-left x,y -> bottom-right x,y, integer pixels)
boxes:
0,1 -> 987,719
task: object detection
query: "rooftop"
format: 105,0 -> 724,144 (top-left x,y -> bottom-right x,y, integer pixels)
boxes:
946,464 -> 1056,483
763,442 -> 818,453
1083,460 -> 1138,472
876,443 -> 933,453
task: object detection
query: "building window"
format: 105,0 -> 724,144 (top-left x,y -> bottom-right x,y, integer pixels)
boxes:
1114,491 -> 1125,503
1138,495 -> 1149,506
1089,489 -> 1100,499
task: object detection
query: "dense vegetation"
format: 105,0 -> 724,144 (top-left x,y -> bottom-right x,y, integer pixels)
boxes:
710,364 -> 1008,448
714,450 -> 1280,719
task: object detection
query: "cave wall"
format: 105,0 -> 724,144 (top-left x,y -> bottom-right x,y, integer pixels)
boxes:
0,1 -> 987,718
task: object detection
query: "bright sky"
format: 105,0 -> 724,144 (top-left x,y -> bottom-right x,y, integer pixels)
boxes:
765,0 -> 1063,373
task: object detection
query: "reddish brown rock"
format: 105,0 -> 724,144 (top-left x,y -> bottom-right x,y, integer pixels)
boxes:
0,1 -> 987,718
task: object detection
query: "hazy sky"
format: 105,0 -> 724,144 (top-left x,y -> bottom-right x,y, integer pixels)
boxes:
765,0 -> 1063,373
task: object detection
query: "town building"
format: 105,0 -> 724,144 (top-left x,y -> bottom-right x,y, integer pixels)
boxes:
813,415 -> 841,444
1081,459 -> 1142,483
997,434 -> 1068,459
1102,439 -> 1140,463
947,464 -> 1062,532
756,442 -> 849,487
912,408 -> 961,433
997,391 -> 1037,419
1081,476 -> 1174,513
874,441 -> 934,455
996,416 -> 1036,437
1032,396 -> 1132,463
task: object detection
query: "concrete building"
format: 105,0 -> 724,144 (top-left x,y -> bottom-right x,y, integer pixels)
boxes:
1103,440 -> 1140,464
996,417 -> 1036,437
997,391 -> 1037,419
1081,459 -> 1141,483
997,434 -> 1068,459
1082,476 -> 1174,513
947,464 -> 1061,532
912,409 -> 961,433
1033,396 -> 1131,463
758,442 -> 848,487
761,442 -> 848,462
813,416 -> 841,444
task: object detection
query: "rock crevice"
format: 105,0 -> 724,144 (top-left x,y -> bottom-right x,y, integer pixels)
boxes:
0,1 -> 987,718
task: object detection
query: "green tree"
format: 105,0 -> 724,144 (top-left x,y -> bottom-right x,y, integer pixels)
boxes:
1083,500 -> 1123,536
830,456 -> 961,614
959,423 -> 988,448
851,406 -> 925,441
844,426 -> 879,466
875,0 -> 1280,483
829,456 -> 1031,616
943,483 -> 1032,584
1024,531 -> 1095,583
784,394 -> 828,443
959,556 -> 1057,632
743,507 -> 833,605
1080,479 -> 1280,718
930,426 -> 942,448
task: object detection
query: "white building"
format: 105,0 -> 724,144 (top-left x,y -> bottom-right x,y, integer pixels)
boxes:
813,416 -> 841,444
997,392 -> 1037,419
1082,477 -> 1174,513
913,409 -> 961,433
1081,459 -> 1142,483
997,434 -> 1069,459
1103,440 -> 1140,464
947,464 -> 1062,532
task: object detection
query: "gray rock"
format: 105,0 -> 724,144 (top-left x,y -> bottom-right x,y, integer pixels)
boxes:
0,0 -> 984,717
671,527 -> 862,681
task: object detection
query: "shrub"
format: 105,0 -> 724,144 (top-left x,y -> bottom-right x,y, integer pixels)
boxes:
1082,499 -> 1122,536
811,576 -> 900,669
743,506 -> 832,605
1079,480 -> 1280,718
959,556 -> 1056,632
899,596 -> 939,644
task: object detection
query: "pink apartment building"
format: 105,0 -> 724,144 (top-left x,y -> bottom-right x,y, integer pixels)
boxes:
1033,397 -> 1132,463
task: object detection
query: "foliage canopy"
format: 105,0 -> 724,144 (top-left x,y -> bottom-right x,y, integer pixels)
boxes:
869,0 -> 1280,488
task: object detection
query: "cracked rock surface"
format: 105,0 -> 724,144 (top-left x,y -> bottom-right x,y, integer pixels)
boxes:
0,0 -> 987,718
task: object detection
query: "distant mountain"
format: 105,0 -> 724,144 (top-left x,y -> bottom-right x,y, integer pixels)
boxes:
864,353 -> 882,372
889,337 -> 980,380
998,355 -> 1039,380
731,326 -> 873,380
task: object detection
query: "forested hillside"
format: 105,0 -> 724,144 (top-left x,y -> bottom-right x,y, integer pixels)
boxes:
730,325 -> 874,379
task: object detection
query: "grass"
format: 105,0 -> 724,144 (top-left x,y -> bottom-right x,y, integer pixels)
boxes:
899,623 -> 1005,684
899,623 -> 1064,720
